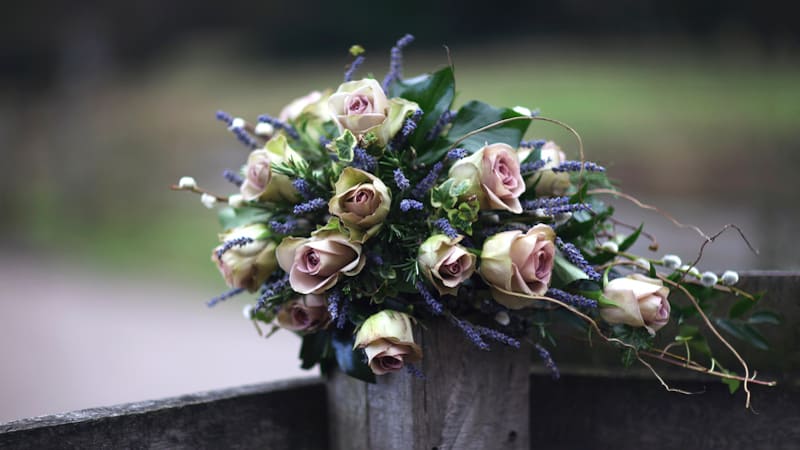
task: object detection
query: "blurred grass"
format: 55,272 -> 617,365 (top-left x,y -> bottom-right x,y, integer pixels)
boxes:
8,40 -> 800,280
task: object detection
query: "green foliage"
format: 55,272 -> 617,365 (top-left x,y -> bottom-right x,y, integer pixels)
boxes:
390,66 -> 456,152
445,101 -> 530,153
329,130 -> 357,162
714,318 -> 770,351
552,254 -> 590,285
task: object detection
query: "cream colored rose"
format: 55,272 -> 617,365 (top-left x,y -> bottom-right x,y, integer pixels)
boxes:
328,167 -> 391,242
276,294 -> 330,332
240,135 -> 303,202
600,274 -> 671,334
354,310 -> 422,375
449,143 -> 525,214
418,235 -> 476,296
480,224 -> 556,309
279,91 -> 331,122
328,79 -> 419,145
519,141 -> 570,196
276,231 -> 365,294
211,224 -> 277,292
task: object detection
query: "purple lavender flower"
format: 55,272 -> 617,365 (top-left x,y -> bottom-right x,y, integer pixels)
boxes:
451,318 -> 490,350
520,139 -> 547,149
215,110 -> 233,125
207,287 -> 245,308
382,34 -> 415,92
426,110 -> 455,141
292,178 -> 314,199
447,147 -> 468,160
215,237 -> 255,260
269,219 -> 298,235
474,325 -> 521,348
406,362 -> 426,379
400,199 -> 424,212
293,198 -> 327,215
223,169 -> 244,187
556,237 -> 601,281
545,288 -> 598,309
336,291 -> 349,329
433,218 -> 458,239
391,110 -> 423,149
411,161 -> 443,198
257,114 -> 300,140
231,127 -> 259,149
327,289 -> 349,328
416,281 -> 444,315
352,147 -> 377,172
393,168 -> 410,190
535,344 -> 560,379
519,159 -> 546,174
521,197 -> 570,211
254,275 -> 290,312
552,161 -> 606,173
344,55 -> 365,82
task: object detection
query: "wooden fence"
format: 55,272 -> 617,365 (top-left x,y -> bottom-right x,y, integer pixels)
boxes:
1,272 -> 798,449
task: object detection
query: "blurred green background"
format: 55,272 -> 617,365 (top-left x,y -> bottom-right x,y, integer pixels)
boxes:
1,0 -> 798,422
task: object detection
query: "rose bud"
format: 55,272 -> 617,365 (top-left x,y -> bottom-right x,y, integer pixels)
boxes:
212,224 -> 278,292
240,135 -> 302,203
328,167 -> 391,242
276,231 -> 365,294
449,143 -> 525,214
354,310 -> 422,375
418,234 -> 477,296
600,274 -> 671,335
480,224 -> 556,309
518,141 -> 570,196
328,78 -> 419,145
276,294 -> 330,332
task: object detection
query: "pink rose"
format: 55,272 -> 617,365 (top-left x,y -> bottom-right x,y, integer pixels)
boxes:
354,311 -> 422,375
449,143 -> 525,213
276,232 -> 365,294
240,136 -> 302,202
600,274 -> 671,334
328,168 -> 391,242
417,235 -> 477,296
279,91 -> 327,122
480,224 -> 556,309
211,224 -> 277,292
276,294 -> 330,332
328,79 -> 390,135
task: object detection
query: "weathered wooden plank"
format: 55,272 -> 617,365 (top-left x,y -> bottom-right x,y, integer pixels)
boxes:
0,378 -> 328,450
327,318 -> 530,450
529,374 -> 800,450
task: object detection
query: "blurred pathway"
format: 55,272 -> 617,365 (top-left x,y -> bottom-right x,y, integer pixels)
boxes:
0,253 -> 312,423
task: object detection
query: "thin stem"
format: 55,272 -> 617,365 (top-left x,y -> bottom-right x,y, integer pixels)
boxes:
170,184 -> 229,202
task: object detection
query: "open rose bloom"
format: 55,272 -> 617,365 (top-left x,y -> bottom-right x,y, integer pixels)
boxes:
188,35 -> 767,391
601,274 -> 671,334
480,224 -> 556,309
354,311 -> 422,375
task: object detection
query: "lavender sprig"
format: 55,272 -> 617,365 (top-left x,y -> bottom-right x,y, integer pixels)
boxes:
520,159 -> 546,174
433,218 -> 458,239
207,287 -> 245,308
520,139 -> 546,149
416,282 -> 444,315
451,318 -> 490,350
400,199 -> 424,212
231,127 -> 259,149
223,169 -> 244,187
391,110 -> 423,149
254,275 -> 290,312
552,161 -> 606,173
447,147 -> 468,160
352,147 -> 377,172
382,34 -> 415,92
545,288 -> 598,309
336,292 -> 349,329
327,289 -> 348,329
393,168 -> 411,190
293,198 -> 327,215
215,237 -> 254,260
344,55 -> 365,82
411,162 -> 443,198
522,197 -> 570,211
292,178 -> 314,199
535,343 -> 560,380
556,237 -> 601,281
257,114 -> 300,140
269,219 -> 298,235
426,110 -> 455,141
474,325 -> 521,348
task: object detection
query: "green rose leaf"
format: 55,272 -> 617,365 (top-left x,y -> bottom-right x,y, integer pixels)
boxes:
446,100 -> 530,153
299,331 -> 331,370
391,66 -> 455,152
553,254 -> 590,285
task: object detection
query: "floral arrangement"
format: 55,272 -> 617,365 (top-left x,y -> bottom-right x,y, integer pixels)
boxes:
174,35 -> 776,405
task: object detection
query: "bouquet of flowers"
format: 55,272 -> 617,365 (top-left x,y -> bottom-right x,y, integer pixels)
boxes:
174,35 -> 775,404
